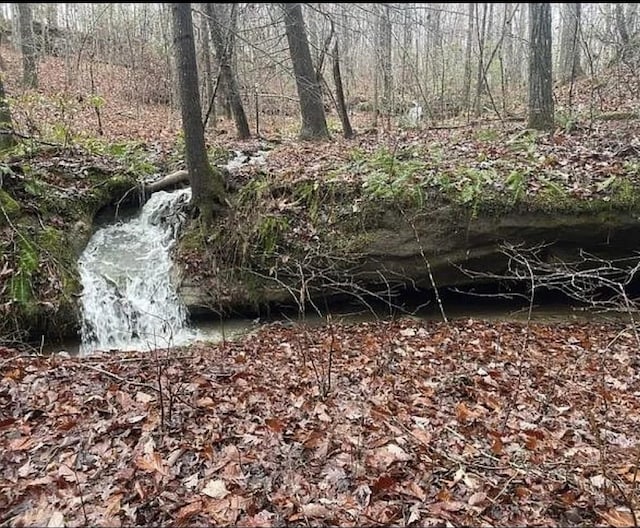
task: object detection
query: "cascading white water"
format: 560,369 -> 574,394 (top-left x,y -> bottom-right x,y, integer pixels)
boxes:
78,187 -> 195,354
78,150 -> 268,355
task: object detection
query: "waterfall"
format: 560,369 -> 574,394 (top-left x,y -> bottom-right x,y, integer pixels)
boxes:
78,150 -> 268,355
78,187 -> 195,354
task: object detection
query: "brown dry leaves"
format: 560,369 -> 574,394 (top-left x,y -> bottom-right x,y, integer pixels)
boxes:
1,318 -> 640,526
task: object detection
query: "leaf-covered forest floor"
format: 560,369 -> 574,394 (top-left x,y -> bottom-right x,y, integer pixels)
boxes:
3,46 -> 640,527
2,318 -> 640,527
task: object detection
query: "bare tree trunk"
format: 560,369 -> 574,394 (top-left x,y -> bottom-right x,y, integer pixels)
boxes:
160,3 -> 178,109
41,3 -> 58,55
528,3 -> 554,131
429,5 -> 445,117
462,3 -> 474,111
474,3 -> 488,115
171,3 -> 225,222
501,3 -> 514,87
378,4 -> 392,123
559,3 -> 583,84
281,3 -> 329,140
199,6 -> 216,128
332,40 -> 353,139
399,7 -> 409,112
513,3 -> 527,87
338,4 -> 353,108
0,74 -> 15,150
205,3 -> 250,139
17,3 -> 38,88
615,3 -> 635,62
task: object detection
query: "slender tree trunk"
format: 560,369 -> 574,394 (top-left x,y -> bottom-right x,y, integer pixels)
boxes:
332,40 -> 353,139
0,74 -> 15,150
559,3 -> 583,84
339,4 -> 353,108
615,4 -> 632,62
17,3 -> 38,88
474,3 -> 488,116
200,6 -> 216,128
171,3 -> 225,221
42,3 -> 58,55
528,3 -> 554,131
462,3 -> 474,111
513,4 -> 527,87
379,4 -> 392,120
429,5 -> 445,115
205,3 -> 249,139
502,3 -> 514,88
399,8 -> 409,112
10,4 -> 19,51
281,3 -> 329,140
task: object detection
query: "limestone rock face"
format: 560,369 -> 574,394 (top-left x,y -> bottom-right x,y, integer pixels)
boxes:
175,205 -> 640,316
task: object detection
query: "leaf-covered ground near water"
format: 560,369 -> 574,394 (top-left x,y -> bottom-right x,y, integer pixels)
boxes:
2,319 -> 640,527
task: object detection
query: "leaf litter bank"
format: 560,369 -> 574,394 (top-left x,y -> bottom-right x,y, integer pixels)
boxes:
2,317 -> 639,527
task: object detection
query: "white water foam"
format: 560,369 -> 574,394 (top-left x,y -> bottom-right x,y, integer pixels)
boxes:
78,188 -> 195,354
78,150 -> 269,355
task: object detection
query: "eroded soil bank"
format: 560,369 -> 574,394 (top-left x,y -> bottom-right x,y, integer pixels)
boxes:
173,123 -> 640,321
0,144 -> 147,342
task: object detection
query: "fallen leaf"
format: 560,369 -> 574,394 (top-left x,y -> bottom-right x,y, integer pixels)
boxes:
600,508 -> 635,528
175,500 -> 203,526
455,402 -> 473,422
407,503 -> 421,525
202,479 -> 229,499
265,417 -> 285,433
354,484 -> 371,508
372,474 -> 396,494
404,480 -> 427,501
197,396 -> 215,408
590,474 -> 606,489
468,491 -> 487,507
9,436 -> 33,451
301,503 -> 332,519
437,488 -> 453,501
18,459 -> 33,478
135,391 -> 154,404
243,510 -> 275,527
370,442 -> 412,470
491,436 -> 504,455
134,452 -> 168,476
183,472 -> 199,489
47,511 -> 65,527
104,493 -> 123,517
410,427 -> 432,446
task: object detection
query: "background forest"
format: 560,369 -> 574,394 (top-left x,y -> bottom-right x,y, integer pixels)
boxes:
1,3 -> 639,144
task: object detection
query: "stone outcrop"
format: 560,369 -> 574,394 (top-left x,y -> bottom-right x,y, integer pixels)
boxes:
174,200 -> 640,316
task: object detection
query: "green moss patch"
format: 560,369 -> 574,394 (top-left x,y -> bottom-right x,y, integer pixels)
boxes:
0,188 -> 20,223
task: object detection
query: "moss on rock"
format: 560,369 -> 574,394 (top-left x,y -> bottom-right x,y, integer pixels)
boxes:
0,188 -> 20,223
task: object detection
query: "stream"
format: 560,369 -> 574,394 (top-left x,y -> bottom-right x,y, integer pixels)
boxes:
51,295 -> 628,356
